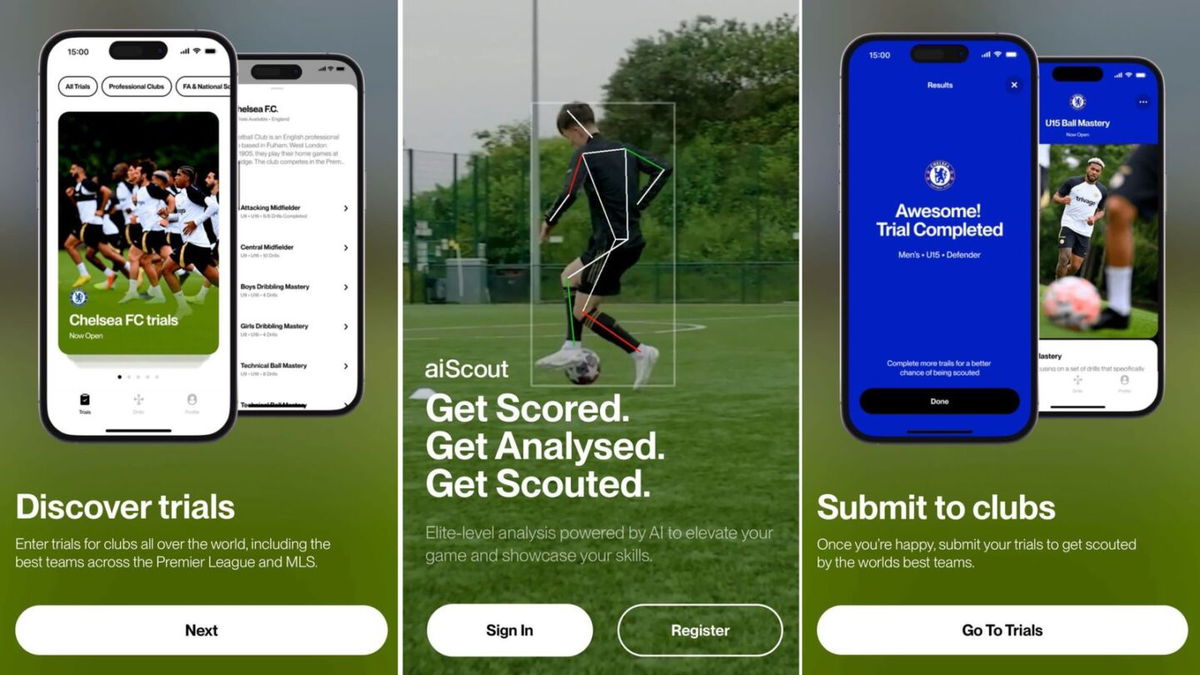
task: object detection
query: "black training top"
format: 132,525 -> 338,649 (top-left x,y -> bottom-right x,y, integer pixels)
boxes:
543,133 -> 672,248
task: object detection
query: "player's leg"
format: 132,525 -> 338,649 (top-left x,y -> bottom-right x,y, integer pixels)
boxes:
1093,194 -> 1136,329
64,233 -> 91,287
1055,230 -> 1074,279
119,245 -> 144,303
535,256 -> 588,368
1068,253 -> 1085,276
579,244 -> 659,388
159,256 -> 193,317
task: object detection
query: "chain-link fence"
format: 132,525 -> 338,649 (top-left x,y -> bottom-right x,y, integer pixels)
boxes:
403,144 -> 798,304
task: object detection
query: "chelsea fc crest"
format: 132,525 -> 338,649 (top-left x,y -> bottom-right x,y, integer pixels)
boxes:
925,160 -> 955,190
69,289 -> 88,306
1069,93 -> 1086,111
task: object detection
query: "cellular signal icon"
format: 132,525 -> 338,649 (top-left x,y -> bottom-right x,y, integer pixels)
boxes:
982,51 -> 991,58
1115,72 -> 1124,78
318,66 -> 329,72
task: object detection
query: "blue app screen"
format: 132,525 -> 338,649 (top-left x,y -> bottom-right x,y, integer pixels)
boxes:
844,38 -> 1036,440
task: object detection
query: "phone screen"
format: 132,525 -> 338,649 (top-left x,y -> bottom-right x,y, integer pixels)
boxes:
1038,59 -> 1162,414
842,36 -> 1037,441
236,56 -> 362,413
40,33 -> 235,439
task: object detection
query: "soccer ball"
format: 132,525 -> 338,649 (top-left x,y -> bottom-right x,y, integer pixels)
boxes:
1043,277 -> 1101,330
565,349 -> 601,385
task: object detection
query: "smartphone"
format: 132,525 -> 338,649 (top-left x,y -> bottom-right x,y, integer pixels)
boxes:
841,34 -> 1038,442
1037,58 -> 1163,415
40,31 -> 237,440
236,55 -> 363,414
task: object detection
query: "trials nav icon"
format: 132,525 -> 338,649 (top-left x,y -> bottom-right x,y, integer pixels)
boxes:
924,160 -> 955,191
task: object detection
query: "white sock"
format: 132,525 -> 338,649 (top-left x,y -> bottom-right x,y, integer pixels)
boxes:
105,268 -> 115,278
150,284 -> 164,297
1106,266 -> 1133,316
197,285 -> 209,299
174,290 -> 187,304
76,262 -> 87,276
561,339 -> 578,351
124,262 -> 131,272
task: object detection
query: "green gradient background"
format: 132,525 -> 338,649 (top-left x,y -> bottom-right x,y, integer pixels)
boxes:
0,1 -> 398,672
804,0 -> 1200,672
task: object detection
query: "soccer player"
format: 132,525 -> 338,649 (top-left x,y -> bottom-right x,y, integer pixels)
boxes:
533,102 -> 672,388
187,170 -> 220,305
118,162 -> 172,304
1092,145 -> 1161,329
1053,157 -> 1108,279
160,166 -> 219,317
63,162 -> 125,288
93,162 -> 135,290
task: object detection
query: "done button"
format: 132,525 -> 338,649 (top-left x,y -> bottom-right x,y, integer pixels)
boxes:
617,603 -> 783,657
860,388 -> 1020,414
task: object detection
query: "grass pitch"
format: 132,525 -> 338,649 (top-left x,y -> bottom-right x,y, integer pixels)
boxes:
403,302 -> 799,672
57,249 -> 218,355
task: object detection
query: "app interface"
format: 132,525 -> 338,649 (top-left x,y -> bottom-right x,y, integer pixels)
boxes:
237,62 -> 360,412
1038,61 -> 1161,413
43,36 -> 233,437
845,38 -> 1035,438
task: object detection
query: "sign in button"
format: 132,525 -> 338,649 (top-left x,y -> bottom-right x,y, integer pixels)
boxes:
426,603 -> 592,657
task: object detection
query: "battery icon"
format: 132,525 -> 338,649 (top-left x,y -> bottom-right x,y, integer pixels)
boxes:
1004,51 -> 1018,58
1135,72 -> 1147,78
204,48 -> 216,54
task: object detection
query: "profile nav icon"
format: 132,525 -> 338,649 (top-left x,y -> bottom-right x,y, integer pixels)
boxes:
924,160 -> 955,191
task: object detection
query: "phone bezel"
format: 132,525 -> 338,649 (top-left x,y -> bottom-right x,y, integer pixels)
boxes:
235,53 -> 365,416
839,33 -> 1040,443
38,29 -> 239,442
1037,55 -> 1165,418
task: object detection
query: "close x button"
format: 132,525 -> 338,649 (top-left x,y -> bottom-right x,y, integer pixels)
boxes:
860,388 -> 1019,414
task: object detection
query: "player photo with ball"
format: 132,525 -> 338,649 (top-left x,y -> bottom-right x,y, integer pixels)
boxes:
1039,144 -> 1160,338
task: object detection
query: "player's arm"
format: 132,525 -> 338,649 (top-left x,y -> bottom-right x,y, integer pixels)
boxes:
161,194 -> 175,226
629,145 -> 673,210
1088,184 -> 1108,224
1051,179 -> 1074,205
97,185 -> 112,215
542,148 -> 585,235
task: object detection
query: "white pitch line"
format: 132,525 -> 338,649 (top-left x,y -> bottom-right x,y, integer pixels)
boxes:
405,321 -> 708,341
566,109 -> 592,138
403,314 -> 795,333
636,168 -> 666,207
581,155 -> 616,240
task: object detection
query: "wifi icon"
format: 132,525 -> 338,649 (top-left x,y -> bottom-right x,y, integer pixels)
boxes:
992,50 -> 1002,58
192,47 -> 202,54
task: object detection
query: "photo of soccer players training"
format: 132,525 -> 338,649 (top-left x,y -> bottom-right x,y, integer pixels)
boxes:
1039,143 -> 1161,338
58,112 -> 221,355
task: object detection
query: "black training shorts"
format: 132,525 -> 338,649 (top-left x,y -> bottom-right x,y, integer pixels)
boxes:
1057,227 -> 1091,258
